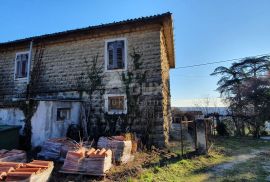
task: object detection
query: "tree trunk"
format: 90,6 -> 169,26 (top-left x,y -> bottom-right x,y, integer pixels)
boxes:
80,104 -> 89,139
241,120 -> 245,136
234,118 -> 241,136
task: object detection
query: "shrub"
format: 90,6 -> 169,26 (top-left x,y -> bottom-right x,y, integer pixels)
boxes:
216,122 -> 229,136
66,124 -> 82,142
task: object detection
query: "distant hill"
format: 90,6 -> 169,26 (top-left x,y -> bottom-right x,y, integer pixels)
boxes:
173,107 -> 229,115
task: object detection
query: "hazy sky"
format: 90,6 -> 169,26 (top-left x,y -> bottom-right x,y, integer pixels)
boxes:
1,1 -> 270,107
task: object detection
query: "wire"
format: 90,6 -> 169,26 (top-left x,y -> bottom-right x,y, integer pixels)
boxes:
174,53 -> 270,69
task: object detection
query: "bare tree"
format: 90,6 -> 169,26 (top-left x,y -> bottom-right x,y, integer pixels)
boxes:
77,55 -> 104,139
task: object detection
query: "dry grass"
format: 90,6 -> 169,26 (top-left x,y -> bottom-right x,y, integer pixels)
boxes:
48,137 -> 270,182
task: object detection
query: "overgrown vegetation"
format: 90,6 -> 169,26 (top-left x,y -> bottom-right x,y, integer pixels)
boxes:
77,49 -> 156,148
51,137 -> 270,182
77,54 -> 104,140
20,44 -> 45,150
211,56 -> 270,138
216,122 -> 229,136
134,137 -> 270,182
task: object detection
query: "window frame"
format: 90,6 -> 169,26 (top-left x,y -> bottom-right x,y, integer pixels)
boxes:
14,51 -> 30,81
105,94 -> 127,114
56,107 -> 71,122
104,38 -> 127,72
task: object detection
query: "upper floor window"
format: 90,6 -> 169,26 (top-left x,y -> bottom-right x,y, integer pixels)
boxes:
14,52 -> 29,79
105,38 -> 127,71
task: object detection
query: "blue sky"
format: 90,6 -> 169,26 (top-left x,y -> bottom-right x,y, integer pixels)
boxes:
1,0 -> 270,106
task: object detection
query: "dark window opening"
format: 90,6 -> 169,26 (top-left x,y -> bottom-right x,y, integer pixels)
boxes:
108,96 -> 125,112
15,53 -> 29,78
107,40 -> 125,70
57,108 -> 71,121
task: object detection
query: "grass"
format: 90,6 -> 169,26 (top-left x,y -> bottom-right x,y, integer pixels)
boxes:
133,137 -> 270,182
137,148 -> 229,182
213,155 -> 269,182
50,137 -> 270,182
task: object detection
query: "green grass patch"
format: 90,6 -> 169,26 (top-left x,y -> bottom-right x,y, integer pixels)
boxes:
210,154 -> 270,182
137,137 -> 270,182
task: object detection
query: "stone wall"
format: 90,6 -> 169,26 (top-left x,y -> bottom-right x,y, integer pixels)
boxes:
159,29 -> 172,146
0,23 -> 172,148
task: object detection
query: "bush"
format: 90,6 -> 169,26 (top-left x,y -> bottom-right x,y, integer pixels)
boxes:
261,130 -> 268,136
216,122 -> 229,136
66,124 -> 82,142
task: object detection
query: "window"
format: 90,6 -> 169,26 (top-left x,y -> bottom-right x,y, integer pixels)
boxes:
14,52 -> 29,79
105,94 -> 127,114
105,38 -> 127,71
57,108 -> 71,121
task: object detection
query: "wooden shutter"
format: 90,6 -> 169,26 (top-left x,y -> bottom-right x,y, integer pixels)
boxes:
16,54 -> 21,78
116,41 -> 124,69
15,53 -> 28,78
21,60 -> 27,77
107,40 -> 125,70
108,42 -> 114,69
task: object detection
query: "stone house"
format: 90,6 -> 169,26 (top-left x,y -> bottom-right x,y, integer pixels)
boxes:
0,12 -> 175,148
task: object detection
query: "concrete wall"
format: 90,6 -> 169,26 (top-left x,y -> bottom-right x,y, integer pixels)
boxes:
0,101 -> 81,147
0,108 -> 25,133
196,120 -> 207,154
31,101 -> 81,147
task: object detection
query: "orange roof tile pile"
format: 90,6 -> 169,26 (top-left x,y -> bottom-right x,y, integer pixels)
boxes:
97,136 -> 133,164
61,148 -> 112,175
0,160 -> 53,181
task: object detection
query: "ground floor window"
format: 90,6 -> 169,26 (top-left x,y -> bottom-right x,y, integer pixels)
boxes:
57,108 -> 71,121
105,94 -> 127,114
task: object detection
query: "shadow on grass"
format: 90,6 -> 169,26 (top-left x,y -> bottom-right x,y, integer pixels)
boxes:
142,150 -> 199,169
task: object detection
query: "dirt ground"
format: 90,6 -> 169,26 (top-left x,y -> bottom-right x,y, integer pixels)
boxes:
207,149 -> 270,181
48,148 -> 178,182
47,137 -> 270,182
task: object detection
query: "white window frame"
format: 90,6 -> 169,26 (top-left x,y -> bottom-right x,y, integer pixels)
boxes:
104,37 -> 128,72
14,51 -> 30,81
105,94 -> 127,114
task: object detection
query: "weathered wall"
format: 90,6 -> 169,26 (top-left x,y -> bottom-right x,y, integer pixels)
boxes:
0,23 -> 172,148
196,120 -> 207,154
159,29 -> 172,146
0,24 -> 163,99
0,108 -> 25,133
31,101 -> 81,147
0,101 -> 80,147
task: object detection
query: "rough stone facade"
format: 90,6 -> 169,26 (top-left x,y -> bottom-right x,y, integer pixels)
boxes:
0,13 -> 175,148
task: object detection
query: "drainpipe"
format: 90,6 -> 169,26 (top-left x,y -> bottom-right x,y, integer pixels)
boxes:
27,40 -> 33,84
